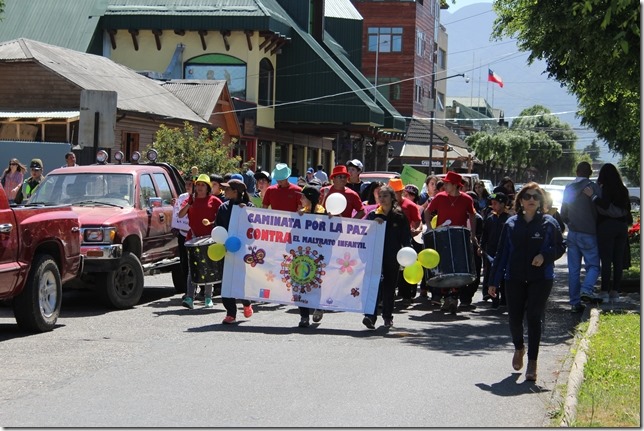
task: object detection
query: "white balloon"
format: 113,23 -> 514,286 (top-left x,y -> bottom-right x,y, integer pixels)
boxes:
325,193 -> 347,215
211,226 -> 228,243
396,247 -> 418,267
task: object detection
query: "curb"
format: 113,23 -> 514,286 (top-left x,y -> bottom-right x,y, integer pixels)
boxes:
559,307 -> 600,427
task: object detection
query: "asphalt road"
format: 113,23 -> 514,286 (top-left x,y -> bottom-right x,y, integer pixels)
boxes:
0,260 -> 583,427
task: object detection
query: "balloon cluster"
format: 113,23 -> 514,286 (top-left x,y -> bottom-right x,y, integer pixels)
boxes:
396,247 -> 440,284
207,226 -> 242,261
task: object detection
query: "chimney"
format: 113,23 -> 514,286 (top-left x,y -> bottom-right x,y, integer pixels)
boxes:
312,0 -> 325,42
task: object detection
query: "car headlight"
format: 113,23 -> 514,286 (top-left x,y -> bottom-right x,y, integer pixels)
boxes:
82,227 -> 116,243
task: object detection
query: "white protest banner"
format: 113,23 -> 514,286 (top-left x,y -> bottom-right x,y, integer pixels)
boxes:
171,193 -> 190,231
221,206 -> 385,313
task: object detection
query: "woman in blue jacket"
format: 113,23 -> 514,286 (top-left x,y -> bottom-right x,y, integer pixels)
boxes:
488,182 -> 562,382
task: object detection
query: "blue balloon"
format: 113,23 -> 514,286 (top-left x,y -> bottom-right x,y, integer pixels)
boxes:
224,236 -> 242,253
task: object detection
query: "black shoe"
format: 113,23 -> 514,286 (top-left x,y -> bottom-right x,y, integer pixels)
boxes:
570,303 -> 585,313
458,303 -> 477,311
383,318 -> 393,327
482,294 -> 491,302
491,298 -> 500,309
298,318 -> 310,328
362,316 -> 375,329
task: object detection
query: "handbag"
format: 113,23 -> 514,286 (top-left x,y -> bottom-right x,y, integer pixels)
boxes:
596,202 -> 628,218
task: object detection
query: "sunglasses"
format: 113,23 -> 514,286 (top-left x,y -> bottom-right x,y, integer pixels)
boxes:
521,193 -> 541,201
9,163 -> 17,166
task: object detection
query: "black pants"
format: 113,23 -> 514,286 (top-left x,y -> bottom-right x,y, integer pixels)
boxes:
366,260 -> 399,322
222,297 -> 251,318
459,252 -> 482,305
505,279 -> 553,361
178,233 -> 189,285
597,219 -> 628,292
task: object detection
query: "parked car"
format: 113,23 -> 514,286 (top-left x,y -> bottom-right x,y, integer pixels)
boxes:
0,185 -> 82,331
28,149 -> 185,309
550,176 -> 640,210
359,171 -> 400,184
481,179 -> 494,194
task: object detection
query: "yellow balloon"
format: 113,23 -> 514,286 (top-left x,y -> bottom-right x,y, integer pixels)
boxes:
403,261 -> 423,284
207,243 -> 226,261
418,248 -> 440,269
431,215 -> 438,229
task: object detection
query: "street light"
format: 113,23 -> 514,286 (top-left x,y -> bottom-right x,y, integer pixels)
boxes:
428,73 -> 469,174
373,39 -> 389,101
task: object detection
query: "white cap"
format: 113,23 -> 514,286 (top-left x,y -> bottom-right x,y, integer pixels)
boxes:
347,159 -> 363,171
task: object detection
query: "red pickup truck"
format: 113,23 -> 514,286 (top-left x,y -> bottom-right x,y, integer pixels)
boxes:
28,150 -> 184,309
0,185 -> 82,332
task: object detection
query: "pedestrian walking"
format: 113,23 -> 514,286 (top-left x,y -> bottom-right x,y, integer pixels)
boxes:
583,163 -> 632,302
262,163 -> 301,212
479,191 -> 509,308
320,165 -> 365,218
488,182 -> 564,382
178,174 -> 223,309
216,179 -> 254,324
363,185 -> 412,329
314,164 -> 328,184
561,161 -> 602,311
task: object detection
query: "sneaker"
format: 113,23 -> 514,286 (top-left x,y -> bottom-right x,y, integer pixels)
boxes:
182,297 -> 194,309
581,291 -> 602,303
383,318 -> 393,327
204,297 -> 214,308
482,294 -> 491,302
312,309 -> 324,323
298,317 -> 310,328
222,315 -> 236,324
362,316 -> 375,329
598,291 -> 609,303
442,297 -> 458,314
570,303 -> 585,313
243,304 -> 253,318
458,303 -> 477,311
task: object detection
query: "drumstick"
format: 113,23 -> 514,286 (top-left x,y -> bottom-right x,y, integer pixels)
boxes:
202,218 -> 214,226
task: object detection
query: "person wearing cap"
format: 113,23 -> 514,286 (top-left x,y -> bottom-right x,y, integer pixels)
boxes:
262,163 -> 302,212
252,170 -> 271,208
425,171 -> 478,313
314,164 -> 328,184
320,165 -> 365,219
242,165 -> 257,195
480,191 -> 510,308
14,158 -> 45,204
346,159 -> 368,200
215,179 -> 255,324
387,178 -> 423,304
178,173 -> 223,310
295,185 -> 326,327
305,167 -> 315,183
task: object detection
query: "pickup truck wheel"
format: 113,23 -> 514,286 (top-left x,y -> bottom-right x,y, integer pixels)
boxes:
171,265 -> 187,293
13,254 -> 61,332
98,252 -> 144,309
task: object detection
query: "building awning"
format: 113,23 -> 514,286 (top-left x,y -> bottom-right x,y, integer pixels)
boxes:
0,111 -> 80,121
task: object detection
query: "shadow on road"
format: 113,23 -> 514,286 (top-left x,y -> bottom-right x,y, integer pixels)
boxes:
475,373 -> 551,396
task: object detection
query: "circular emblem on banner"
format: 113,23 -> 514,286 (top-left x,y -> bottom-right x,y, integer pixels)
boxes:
281,246 -> 326,294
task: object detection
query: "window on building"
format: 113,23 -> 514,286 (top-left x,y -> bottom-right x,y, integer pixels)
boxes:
414,79 -> 423,103
437,91 -> 446,112
258,58 -> 274,107
416,31 -> 425,57
438,48 -> 446,70
185,54 -> 247,99
368,27 -> 403,53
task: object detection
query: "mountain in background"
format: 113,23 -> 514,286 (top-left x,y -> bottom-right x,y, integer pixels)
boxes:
441,3 -> 618,163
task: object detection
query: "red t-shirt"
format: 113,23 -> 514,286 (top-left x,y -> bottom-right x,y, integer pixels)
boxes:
400,197 -> 421,227
321,186 -> 364,218
262,183 -> 302,212
427,191 -> 475,227
182,195 -> 222,240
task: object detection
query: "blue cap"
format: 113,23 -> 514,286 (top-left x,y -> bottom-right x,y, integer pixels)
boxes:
307,167 -> 314,174
230,173 -> 244,181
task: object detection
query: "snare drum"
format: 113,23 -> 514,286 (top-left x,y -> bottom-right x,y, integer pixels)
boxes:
423,226 -> 476,288
185,235 -> 223,284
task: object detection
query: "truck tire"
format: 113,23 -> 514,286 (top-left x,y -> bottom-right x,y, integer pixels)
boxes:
98,252 -> 144,309
171,265 -> 187,293
13,254 -> 62,332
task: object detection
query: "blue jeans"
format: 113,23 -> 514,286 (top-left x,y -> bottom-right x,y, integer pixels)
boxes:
566,230 -> 600,305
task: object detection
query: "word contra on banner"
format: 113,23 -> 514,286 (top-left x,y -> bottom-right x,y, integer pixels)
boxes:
222,206 -> 386,313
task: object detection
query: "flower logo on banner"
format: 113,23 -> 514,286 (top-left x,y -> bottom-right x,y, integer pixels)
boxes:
265,271 -> 276,282
337,252 -> 357,274
280,246 -> 326,294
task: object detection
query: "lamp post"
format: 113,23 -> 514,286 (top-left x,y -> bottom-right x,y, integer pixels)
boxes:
373,38 -> 388,101
428,73 -> 469,174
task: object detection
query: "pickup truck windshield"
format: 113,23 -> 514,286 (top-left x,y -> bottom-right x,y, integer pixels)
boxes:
29,173 -> 135,207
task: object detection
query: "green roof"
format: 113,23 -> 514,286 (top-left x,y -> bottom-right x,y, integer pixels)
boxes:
0,0 -> 107,53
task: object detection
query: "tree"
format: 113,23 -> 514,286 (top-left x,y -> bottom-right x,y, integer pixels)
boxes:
583,140 -> 601,162
619,153 -> 640,187
152,122 -> 243,177
511,105 -> 577,178
492,0 -> 640,160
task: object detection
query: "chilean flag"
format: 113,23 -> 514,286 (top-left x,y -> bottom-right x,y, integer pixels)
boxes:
488,69 -> 504,88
